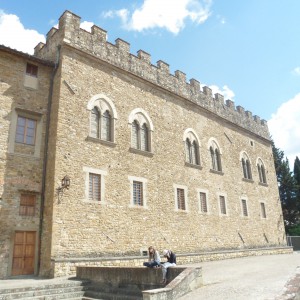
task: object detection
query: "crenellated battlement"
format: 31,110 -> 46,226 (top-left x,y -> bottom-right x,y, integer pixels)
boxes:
34,10 -> 270,140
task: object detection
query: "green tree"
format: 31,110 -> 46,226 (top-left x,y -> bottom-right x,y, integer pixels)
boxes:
272,140 -> 298,229
294,156 -> 300,201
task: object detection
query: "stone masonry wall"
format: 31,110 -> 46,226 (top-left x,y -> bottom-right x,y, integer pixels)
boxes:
35,10 -> 270,140
53,247 -> 291,277
30,11 -> 286,277
38,40 -> 286,277
0,47 -> 53,278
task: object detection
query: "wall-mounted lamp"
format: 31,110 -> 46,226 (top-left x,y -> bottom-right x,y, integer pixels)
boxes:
57,175 -> 70,202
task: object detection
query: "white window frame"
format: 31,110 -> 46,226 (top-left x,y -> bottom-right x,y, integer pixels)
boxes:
8,108 -> 43,158
197,189 -> 209,214
240,151 -> 253,180
208,137 -> 222,172
217,192 -> 228,216
183,128 -> 201,166
128,108 -> 154,153
173,184 -> 188,212
128,176 -> 148,208
83,166 -> 107,203
256,157 -> 267,184
87,94 -> 118,143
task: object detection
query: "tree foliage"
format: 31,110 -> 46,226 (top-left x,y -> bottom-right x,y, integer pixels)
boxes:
294,156 -> 300,200
272,141 -> 299,229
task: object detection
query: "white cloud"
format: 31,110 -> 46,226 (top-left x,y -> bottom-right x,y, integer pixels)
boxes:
0,10 -> 45,54
103,0 -> 212,34
268,93 -> 300,165
201,84 -> 235,101
80,21 -> 94,32
292,67 -> 300,76
0,11 -> 95,54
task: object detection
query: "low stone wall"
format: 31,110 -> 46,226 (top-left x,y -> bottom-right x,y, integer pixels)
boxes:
143,267 -> 202,300
51,246 -> 292,278
76,266 -> 202,300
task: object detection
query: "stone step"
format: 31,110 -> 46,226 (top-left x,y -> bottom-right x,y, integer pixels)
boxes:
41,291 -> 86,300
0,290 -> 85,300
84,290 -> 142,300
0,280 -> 88,300
0,280 -> 88,295
86,284 -> 143,296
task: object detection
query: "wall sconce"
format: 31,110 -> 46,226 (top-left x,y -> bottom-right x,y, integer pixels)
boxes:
57,175 -> 70,202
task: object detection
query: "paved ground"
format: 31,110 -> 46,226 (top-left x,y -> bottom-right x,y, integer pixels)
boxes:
1,252 -> 299,299
179,252 -> 300,300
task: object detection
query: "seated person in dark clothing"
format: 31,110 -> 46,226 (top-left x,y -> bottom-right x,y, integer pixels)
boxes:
161,249 -> 176,284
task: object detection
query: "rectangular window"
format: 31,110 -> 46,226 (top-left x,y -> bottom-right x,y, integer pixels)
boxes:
177,188 -> 186,210
261,202 -> 266,218
241,199 -> 248,216
133,181 -> 143,206
89,173 -> 101,201
19,194 -> 36,216
200,192 -> 208,213
219,195 -> 227,215
26,63 -> 38,77
15,116 -> 36,145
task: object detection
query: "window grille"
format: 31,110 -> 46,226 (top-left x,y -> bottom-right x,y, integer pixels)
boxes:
200,192 -> 208,213
177,188 -> 186,210
133,181 -> 143,206
15,116 -> 36,145
89,173 -> 101,201
19,194 -> 36,216
241,199 -> 248,216
219,195 -> 226,215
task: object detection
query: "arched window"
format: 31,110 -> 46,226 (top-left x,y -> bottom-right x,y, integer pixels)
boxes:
209,139 -> 222,172
132,120 -> 140,149
241,152 -> 252,180
129,109 -> 153,152
185,138 -> 192,162
191,141 -> 198,165
101,110 -> 111,141
257,158 -> 267,184
90,107 -> 100,138
183,129 -> 200,166
87,94 -> 117,143
141,124 -> 149,151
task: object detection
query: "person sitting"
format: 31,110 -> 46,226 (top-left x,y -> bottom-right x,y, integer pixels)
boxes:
161,249 -> 176,284
143,246 -> 161,268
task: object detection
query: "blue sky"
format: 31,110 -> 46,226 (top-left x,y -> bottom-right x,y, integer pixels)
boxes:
0,0 -> 299,166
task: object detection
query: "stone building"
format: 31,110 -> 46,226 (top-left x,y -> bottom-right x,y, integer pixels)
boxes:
0,10 -> 289,279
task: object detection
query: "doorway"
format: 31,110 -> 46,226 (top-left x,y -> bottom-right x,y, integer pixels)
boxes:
12,231 -> 36,276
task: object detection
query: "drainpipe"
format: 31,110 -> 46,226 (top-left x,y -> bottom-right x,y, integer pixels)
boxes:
38,46 -> 60,276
